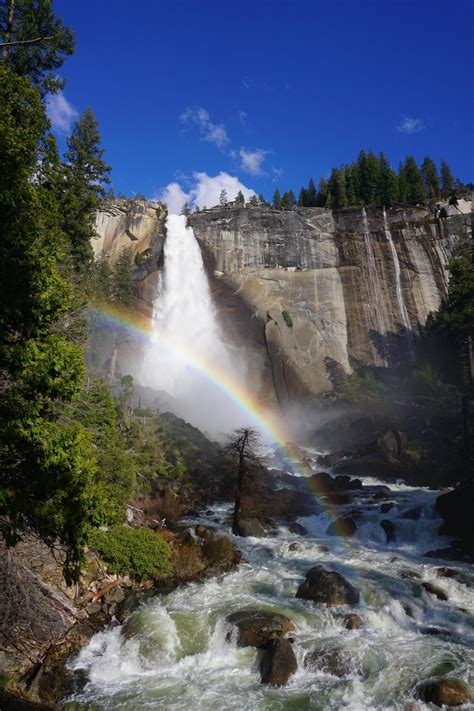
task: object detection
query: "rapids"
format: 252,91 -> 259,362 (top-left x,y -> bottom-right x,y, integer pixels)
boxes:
68,462 -> 474,710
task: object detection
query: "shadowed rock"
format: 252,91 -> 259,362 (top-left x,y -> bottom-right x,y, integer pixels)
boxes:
304,648 -> 354,677
260,638 -> 297,686
296,565 -> 360,605
226,610 -> 294,648
327,517 -> 357,537
417,679 -> 471,707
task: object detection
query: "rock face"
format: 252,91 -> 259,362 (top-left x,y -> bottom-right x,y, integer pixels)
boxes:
226,610 -> 294,648
295,565 -> 360,605
260,639 -> 297,686
92,199 -> 472,401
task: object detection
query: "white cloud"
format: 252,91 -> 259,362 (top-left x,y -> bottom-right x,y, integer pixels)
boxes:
46,92 -> 78,133
239,147 -> 267,175
180,106 -> 229,148
156,172 -> 256,213
397,116 -> 425,134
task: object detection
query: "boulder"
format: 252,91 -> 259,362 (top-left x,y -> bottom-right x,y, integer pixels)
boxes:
380,502 -> 394,513
260,639 -> 297,686
380,519 -> 396,543
417,679 -> 471,707
334,454 -> 399,480
341,613 -> 364,630
436,482 -> 474,546
304,648 -> 353,677
335,475 -> 363,490
226,610 -> 294,648
422,582 -> 448,601
288,522 -> 308,535
237,517 -> 267,538
326,517 -> 357,537
401,506 -> 422,520
377,429 -> 407,461
308,471 -> 339,494
295,565 -> 359,605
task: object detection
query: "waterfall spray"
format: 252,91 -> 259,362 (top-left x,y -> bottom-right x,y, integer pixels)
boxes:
383,208 -> 414,351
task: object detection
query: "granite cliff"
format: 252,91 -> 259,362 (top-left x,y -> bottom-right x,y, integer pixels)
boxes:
92,198 -> 472,403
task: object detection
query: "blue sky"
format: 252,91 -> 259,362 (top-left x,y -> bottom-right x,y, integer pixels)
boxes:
52,0 -> 473,207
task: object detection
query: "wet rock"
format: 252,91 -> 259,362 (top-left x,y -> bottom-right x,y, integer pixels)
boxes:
436,482 -> 474,546
341,613 -> 364,630
420,626 -> 450,637
317,451 -> 350,468
417,679 -> 471,706
380,519 -> 396,543
380,502 -> 394,513
401,506 -> 422,520
288,522 -> 308,535
335,475 -> 363,490
288,542 -> 299,552
399,569 -> 420,580
237,517 -> 267,538
334,454 -> 399,481
436,567 -> 457,578
0,689 -> 58,710
326,517 -> 357,537
422,581 -> 448,601
377,429 -> 407,461
403,704 -> 421,711
308,471 -> 339,494
296,565 -> 359,605
304,648 -> 353,677
226,610 -> 294,648
424,546 -> 474,563
260,638 -> 297,686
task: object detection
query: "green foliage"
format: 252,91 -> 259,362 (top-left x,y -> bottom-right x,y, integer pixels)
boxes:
89,526 -> 172,580
421,156 -> 440,198
0,0 -> 75,96
112,249 -> 134,306
282,309 -> 293,328
440,159 -> 454,197
235,190 -> 245,206
272,188 -> 282,209
248,194 -> 259,207
60,108 -> 111,268
403,156 -> 426,204
0,68 -> 95,584
281,190 -> 296,209
181,201 -> 190,215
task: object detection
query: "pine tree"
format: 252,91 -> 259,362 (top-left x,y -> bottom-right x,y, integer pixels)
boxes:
316,177 -> 328,207
421,156 -> 440,199
306,177 -> 317,206
440,159 -> 454,197
328,168 -> 348,208
298,187 -> 307,207
0,0 -> 75,96
258,193 -> 269,207
219,189 -> 228,206
281,190 -> 296,209
272,188 -> 282,209
60,108 -> 111,268
112,249 -> 134,306
378,152 -> 399,207
248,194 -> 259,207
235,190 -> 245,206
181,201 -> 190,215
325,190 -> 333,208
398,162 -> 409,203
361,151 -> 380,205
404,156 -> 426,204
0,67 -> 95,583
93,254 -> 112,298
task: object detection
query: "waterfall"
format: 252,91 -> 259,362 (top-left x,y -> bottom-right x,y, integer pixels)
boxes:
362,208 -> 385,335
140,214 -> 246,435
383,208 -> 413,339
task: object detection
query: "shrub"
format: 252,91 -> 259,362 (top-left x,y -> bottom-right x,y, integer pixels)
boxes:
282,309 -> 293,328
202,536 -> 236,565
89,526 -> 172,580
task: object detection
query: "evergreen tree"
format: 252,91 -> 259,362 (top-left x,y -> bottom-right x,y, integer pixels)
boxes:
440,159 -> 454,197
328,168 -> 348,208
398,162 -> 409,203
258,193 -> 269,207
378,152 -> 399,207
421,156 -> 440,198
281,190 -> 296,209
248,194 -> 259,207
60,108 -> 111,268
361,151 -> 380,205
219,189 -> 228,206
272,188 -> 282,209
112,249 -> 134,306
403,156 -> 426,204
0,0 -> 75,96
324,190 -> 333,208
0,67 -> 95,583
93,254 -> 112,298
298,187 -> 307,207
235,190 -> 245,206
181,201 -> 190,215
306,177 -> 317,206
316,177 -> 328,207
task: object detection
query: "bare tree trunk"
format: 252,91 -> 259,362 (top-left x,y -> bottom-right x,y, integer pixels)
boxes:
232,429 -> 249,535
2,0 -> 15,64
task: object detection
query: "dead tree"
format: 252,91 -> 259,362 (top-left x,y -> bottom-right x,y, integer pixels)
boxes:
224,427 -> 264,535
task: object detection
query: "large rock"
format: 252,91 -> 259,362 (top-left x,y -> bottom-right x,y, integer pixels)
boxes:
304,648 -> 354,677
295,565 -> 360,605
417,679 -> 471,707
377,429 -> 407,460
436,482 -> 474,547
236,517 -> 267,538
260,639 -> 297,686
326,517 -> 357,537
226,610 -> 294,648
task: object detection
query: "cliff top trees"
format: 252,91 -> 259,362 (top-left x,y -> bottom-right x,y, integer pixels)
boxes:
421,156 -> 440,199
272,188 -> 281,209
60,108 -> 111,268
219,189 -> 228,206
441,159 -> 454,197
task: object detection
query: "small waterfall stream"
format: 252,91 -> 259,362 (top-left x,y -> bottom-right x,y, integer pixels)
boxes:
383,208 -> 412,336
362,208 -> 385,336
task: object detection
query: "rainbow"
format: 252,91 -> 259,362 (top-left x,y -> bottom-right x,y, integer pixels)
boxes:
89,301 -> 349,533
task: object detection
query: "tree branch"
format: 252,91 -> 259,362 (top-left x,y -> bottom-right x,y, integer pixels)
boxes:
0,34 -> 57,49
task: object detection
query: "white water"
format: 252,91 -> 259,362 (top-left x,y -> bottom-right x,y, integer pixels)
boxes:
362,208 -> 386,337
69,467 -> 474,710
383,208 -> 412,339
140,214 -> 247,436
